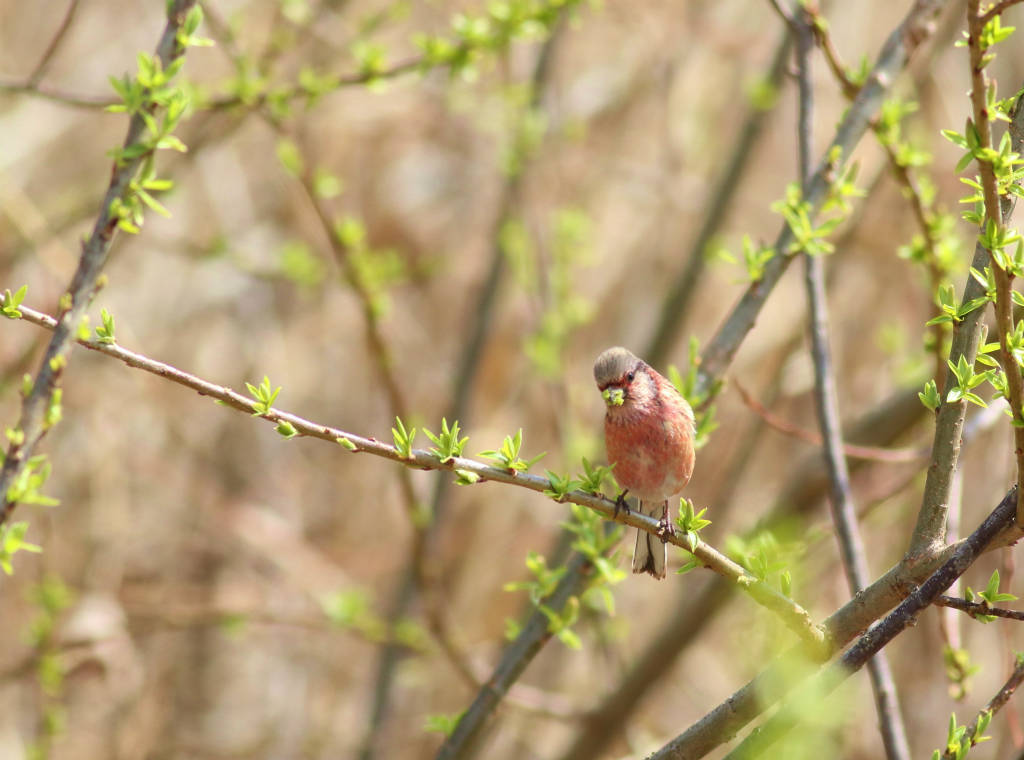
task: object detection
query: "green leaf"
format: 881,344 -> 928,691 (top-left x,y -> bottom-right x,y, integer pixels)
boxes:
275,420 -> 298,439
1,285 -> 27,319
391,417 -> 417,459
245,376 -> 281,415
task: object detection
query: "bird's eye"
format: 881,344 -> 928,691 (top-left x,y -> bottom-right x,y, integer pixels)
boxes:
626,371 -> 635,382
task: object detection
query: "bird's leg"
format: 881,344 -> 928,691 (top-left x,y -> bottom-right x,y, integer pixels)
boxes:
657,500 -> 675,540
613,489 -> 630,518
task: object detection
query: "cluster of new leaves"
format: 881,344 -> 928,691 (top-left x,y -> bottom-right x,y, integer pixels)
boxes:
479,429 -> 546,472
935,709 -> 993,760
666,336 -> 719,448
963,569 -> 1018,624
724,529 -> 798,597
675,498 -> 713,575
413,0 -> 584,80
106,6 -> 209,234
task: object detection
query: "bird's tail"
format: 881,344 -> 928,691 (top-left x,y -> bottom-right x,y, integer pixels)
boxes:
632,504 -> 667,579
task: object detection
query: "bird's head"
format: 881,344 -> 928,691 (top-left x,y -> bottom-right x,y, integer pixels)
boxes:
593,346 -> 653,410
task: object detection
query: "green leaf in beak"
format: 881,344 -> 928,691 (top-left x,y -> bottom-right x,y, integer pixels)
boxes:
602,387 -> 625,407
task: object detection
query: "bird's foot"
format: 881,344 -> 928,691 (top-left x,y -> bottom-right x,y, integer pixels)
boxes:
613,490 -> 630,519
657,502 -> 676,541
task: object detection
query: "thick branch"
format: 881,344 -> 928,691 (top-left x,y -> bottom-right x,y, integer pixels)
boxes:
721,489 -> 1019,759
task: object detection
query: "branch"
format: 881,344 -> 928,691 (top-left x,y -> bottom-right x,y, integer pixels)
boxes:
940,655 -> 1024,759
791,4 -> 910,756
719,488 -> 1020,759
648,496 -> 1024,760
7,303 -> 828,653
694,0 -> 948,400
0,0 -> 199,523
907,77 -> 1024,555
934,594 -> 1024,622
644,28 -> 792,366
979,0 -> 1024,25
966,0 -> 1024,526
733,380 -> 925,463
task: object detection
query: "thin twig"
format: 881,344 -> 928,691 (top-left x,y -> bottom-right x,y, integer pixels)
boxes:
8,303 -> 829,653
966,0 -> 1024,527
25,0 -> 81,85
935,595 -> 1024,621
791,4 -> 910,756
733,380 -> 925,462
0,0 -> 200,524
940,656 -> 1024,759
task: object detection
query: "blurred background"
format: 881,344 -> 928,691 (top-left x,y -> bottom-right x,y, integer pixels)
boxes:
2,0 -> 1024,758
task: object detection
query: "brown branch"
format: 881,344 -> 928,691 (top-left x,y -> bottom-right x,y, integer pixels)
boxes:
0,0 -> 200,524
979,0 -> 1024,25
934,594 -> 1024,621
966,0 -> 1024,527
941,656 -> 1024,759
8,303 -> 829,653
733,380 -> 925,462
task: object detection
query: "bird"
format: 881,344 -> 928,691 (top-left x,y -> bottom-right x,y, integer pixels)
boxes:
593,346 -> 696,579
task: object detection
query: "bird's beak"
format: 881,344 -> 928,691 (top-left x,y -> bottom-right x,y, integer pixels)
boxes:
602,387 -> 625,407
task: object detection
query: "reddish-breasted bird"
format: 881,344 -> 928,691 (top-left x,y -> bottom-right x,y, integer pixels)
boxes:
594,347 -> 696,579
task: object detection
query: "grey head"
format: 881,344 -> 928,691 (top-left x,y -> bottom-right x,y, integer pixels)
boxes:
593,346 -> 641,388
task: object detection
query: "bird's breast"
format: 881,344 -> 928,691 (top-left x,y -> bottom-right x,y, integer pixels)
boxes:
604,402 -> 695,501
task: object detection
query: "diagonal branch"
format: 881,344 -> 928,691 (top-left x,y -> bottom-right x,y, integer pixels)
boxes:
940,654 -> 1024,759
720,488 -> 1019,759
694,0 -> 947,401
8,303 -> 828,652
0,0 -> 199,524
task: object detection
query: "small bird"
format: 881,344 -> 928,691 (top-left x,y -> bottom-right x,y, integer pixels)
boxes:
594,347 -> 696,579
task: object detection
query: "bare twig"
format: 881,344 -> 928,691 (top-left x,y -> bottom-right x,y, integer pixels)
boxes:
935,595 -> 1024,621
25,0 -> 81,86
733,380 -> 924,462
0,0 -> 199,524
